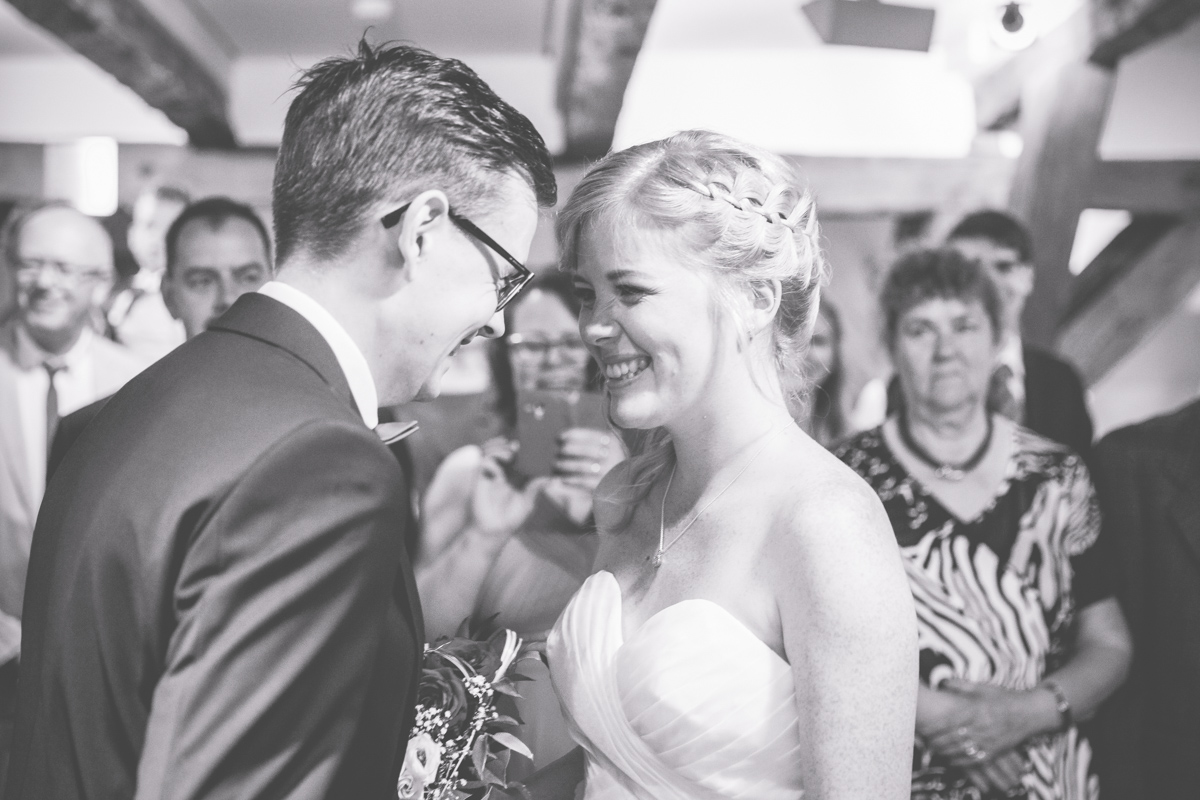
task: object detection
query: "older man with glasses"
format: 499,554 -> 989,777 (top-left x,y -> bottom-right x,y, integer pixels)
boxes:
7,42 -> 556,800
0,202 -> 147,785
0,202 -> 147,621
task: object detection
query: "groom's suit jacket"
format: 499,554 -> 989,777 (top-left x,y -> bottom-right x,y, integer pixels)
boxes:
6,293 -> 424,800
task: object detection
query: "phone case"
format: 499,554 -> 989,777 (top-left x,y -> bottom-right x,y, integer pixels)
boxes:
514,390 -> 608,477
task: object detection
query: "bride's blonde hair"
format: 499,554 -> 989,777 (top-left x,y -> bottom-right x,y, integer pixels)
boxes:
556,130 -> 827,523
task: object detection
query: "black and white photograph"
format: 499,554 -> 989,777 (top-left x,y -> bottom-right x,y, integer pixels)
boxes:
0,0 -> 1196,798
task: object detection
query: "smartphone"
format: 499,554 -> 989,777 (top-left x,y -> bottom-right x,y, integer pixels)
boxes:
514,389 -> 608,477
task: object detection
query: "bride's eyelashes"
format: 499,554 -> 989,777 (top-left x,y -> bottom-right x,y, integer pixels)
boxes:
571,282 -> 657,307
615,283 -> 656,305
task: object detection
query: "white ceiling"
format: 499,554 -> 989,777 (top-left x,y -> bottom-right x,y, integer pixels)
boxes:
4,0 -> 1199,161
185,0 -> 555,57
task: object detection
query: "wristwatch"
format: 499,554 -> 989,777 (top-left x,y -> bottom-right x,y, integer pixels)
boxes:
1041,679 -> 1073,729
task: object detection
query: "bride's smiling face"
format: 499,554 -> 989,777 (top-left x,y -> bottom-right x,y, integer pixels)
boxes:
572,225 -> 730,430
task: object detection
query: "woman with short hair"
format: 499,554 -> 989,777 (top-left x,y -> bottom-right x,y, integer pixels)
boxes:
836,248 -> 1132,800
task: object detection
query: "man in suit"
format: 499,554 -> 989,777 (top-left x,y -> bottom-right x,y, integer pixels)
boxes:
0,202 -> 147,623
945,211 -> 1093,455
7,41 -> 556,800
877,211 -> 1094,455
48,197 -> 273,477
1089,400 -> 1200,799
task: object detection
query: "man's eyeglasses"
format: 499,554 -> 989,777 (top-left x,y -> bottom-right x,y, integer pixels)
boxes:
382,202 -> 533,314
12,257 -> 109,284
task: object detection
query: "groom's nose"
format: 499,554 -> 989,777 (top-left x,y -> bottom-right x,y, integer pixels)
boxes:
477,308 -> 506,340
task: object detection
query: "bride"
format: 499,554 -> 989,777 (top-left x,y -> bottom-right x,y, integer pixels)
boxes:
525,130 -> 918,799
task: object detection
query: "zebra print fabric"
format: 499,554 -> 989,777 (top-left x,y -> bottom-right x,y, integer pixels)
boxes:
837,425 -> 1102,800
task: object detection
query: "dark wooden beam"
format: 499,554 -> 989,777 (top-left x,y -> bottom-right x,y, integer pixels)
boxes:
556,0 -> 659,159
1090,0 -> 1200,66
1058,218 -> 1200,383
1089,160 -> 1200,213
785,155 -> 1014,215
1060,214 -> 1179,324
1008,61 -> 1116,347
9,0 -> 234,148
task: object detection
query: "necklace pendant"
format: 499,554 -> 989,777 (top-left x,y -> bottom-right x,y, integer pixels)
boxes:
652,550 -> 663,568
935,465 -> 965,482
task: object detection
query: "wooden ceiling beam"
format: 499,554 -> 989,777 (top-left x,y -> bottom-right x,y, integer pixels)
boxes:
556,0 -> 659,159
1008,61 -> 1116,347
1090,0 -> 1200,66
1088,160 -> 1200,213
1058,218 -> 1200,383
9,0 -> 235,148
786,155 -> 1015,215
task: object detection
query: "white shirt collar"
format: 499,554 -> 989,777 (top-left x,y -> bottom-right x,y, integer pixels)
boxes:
14,323 -> 92,372
257,281 -> 379,428
999,334 -> 1025,380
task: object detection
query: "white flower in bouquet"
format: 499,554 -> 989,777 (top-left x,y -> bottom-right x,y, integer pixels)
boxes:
397,732 -> 443,799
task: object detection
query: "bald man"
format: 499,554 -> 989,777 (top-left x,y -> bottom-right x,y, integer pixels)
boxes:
0,202 -> 147,626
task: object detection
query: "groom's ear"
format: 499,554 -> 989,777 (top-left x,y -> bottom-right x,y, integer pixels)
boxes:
390,190 -> 452,279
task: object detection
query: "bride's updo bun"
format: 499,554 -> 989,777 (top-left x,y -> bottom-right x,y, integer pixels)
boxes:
556,130 -> 827,519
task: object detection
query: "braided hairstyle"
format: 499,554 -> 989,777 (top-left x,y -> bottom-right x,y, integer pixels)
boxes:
556,130 -> 827,521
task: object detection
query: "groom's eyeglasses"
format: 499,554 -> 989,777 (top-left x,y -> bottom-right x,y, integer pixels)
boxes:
382,202 -> 534,314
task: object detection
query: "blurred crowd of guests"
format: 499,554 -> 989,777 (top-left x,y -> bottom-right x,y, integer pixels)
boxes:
0,186 -> 1196,798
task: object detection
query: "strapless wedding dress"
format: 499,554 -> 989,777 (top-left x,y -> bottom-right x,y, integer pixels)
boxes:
547,571 -> 804,799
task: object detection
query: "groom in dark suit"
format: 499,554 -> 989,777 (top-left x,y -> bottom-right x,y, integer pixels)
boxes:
6,41 -> 555,800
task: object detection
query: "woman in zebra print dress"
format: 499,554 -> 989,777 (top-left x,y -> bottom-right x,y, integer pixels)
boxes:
837,248 -> 1131,800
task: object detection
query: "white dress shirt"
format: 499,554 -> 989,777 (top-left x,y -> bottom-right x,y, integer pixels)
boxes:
14,326 -> 98,506
257,281 -> 379,429
996,334 -> 1026,409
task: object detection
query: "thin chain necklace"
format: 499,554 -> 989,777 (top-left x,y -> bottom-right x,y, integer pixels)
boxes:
654,423 -> 781,568
897,412 -> 993,482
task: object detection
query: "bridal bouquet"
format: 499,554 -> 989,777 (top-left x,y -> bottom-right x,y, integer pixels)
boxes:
398,621 -> 540,800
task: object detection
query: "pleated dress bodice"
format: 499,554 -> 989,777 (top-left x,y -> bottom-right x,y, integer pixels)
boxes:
547,571 -> 804,800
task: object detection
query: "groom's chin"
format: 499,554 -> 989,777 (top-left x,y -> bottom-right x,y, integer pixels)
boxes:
412,372 -> 443,402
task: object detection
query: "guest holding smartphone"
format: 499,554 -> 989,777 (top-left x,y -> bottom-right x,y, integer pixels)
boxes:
414,272 -> 622,771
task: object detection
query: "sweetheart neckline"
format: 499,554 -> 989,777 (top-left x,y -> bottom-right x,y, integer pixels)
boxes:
593,570 -> 790,666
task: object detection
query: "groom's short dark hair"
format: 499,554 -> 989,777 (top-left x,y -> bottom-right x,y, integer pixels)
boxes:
272,39 -> 557,264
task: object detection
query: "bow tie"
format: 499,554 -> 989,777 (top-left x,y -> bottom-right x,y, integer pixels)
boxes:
375,420 -> 419,445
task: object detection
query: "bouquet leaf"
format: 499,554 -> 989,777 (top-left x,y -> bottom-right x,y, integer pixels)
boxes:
396,620 -> 540,799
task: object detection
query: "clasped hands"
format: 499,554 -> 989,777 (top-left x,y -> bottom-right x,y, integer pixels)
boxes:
918,678 -> 1054,797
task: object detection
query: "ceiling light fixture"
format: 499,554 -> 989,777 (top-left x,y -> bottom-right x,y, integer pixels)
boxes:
800,0 -> 937,52
990,1 -> 1037,50
351,0 -> 393,22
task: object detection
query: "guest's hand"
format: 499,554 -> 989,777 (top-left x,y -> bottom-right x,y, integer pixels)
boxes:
539,428 -> 623,526
554,428 -> 622,492
923,679 -> 1048,767
964,751 -> 1029,797
469,439 -> 545,541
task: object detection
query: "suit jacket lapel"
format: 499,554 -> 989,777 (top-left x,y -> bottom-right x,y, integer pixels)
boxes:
210,295 -> 424,637
208,293 -> 360,418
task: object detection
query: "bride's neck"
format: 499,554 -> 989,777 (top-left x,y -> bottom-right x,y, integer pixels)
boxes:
665,376 -> 791,488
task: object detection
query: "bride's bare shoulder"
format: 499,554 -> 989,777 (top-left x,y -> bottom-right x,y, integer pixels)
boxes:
768,442 -> 895,563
